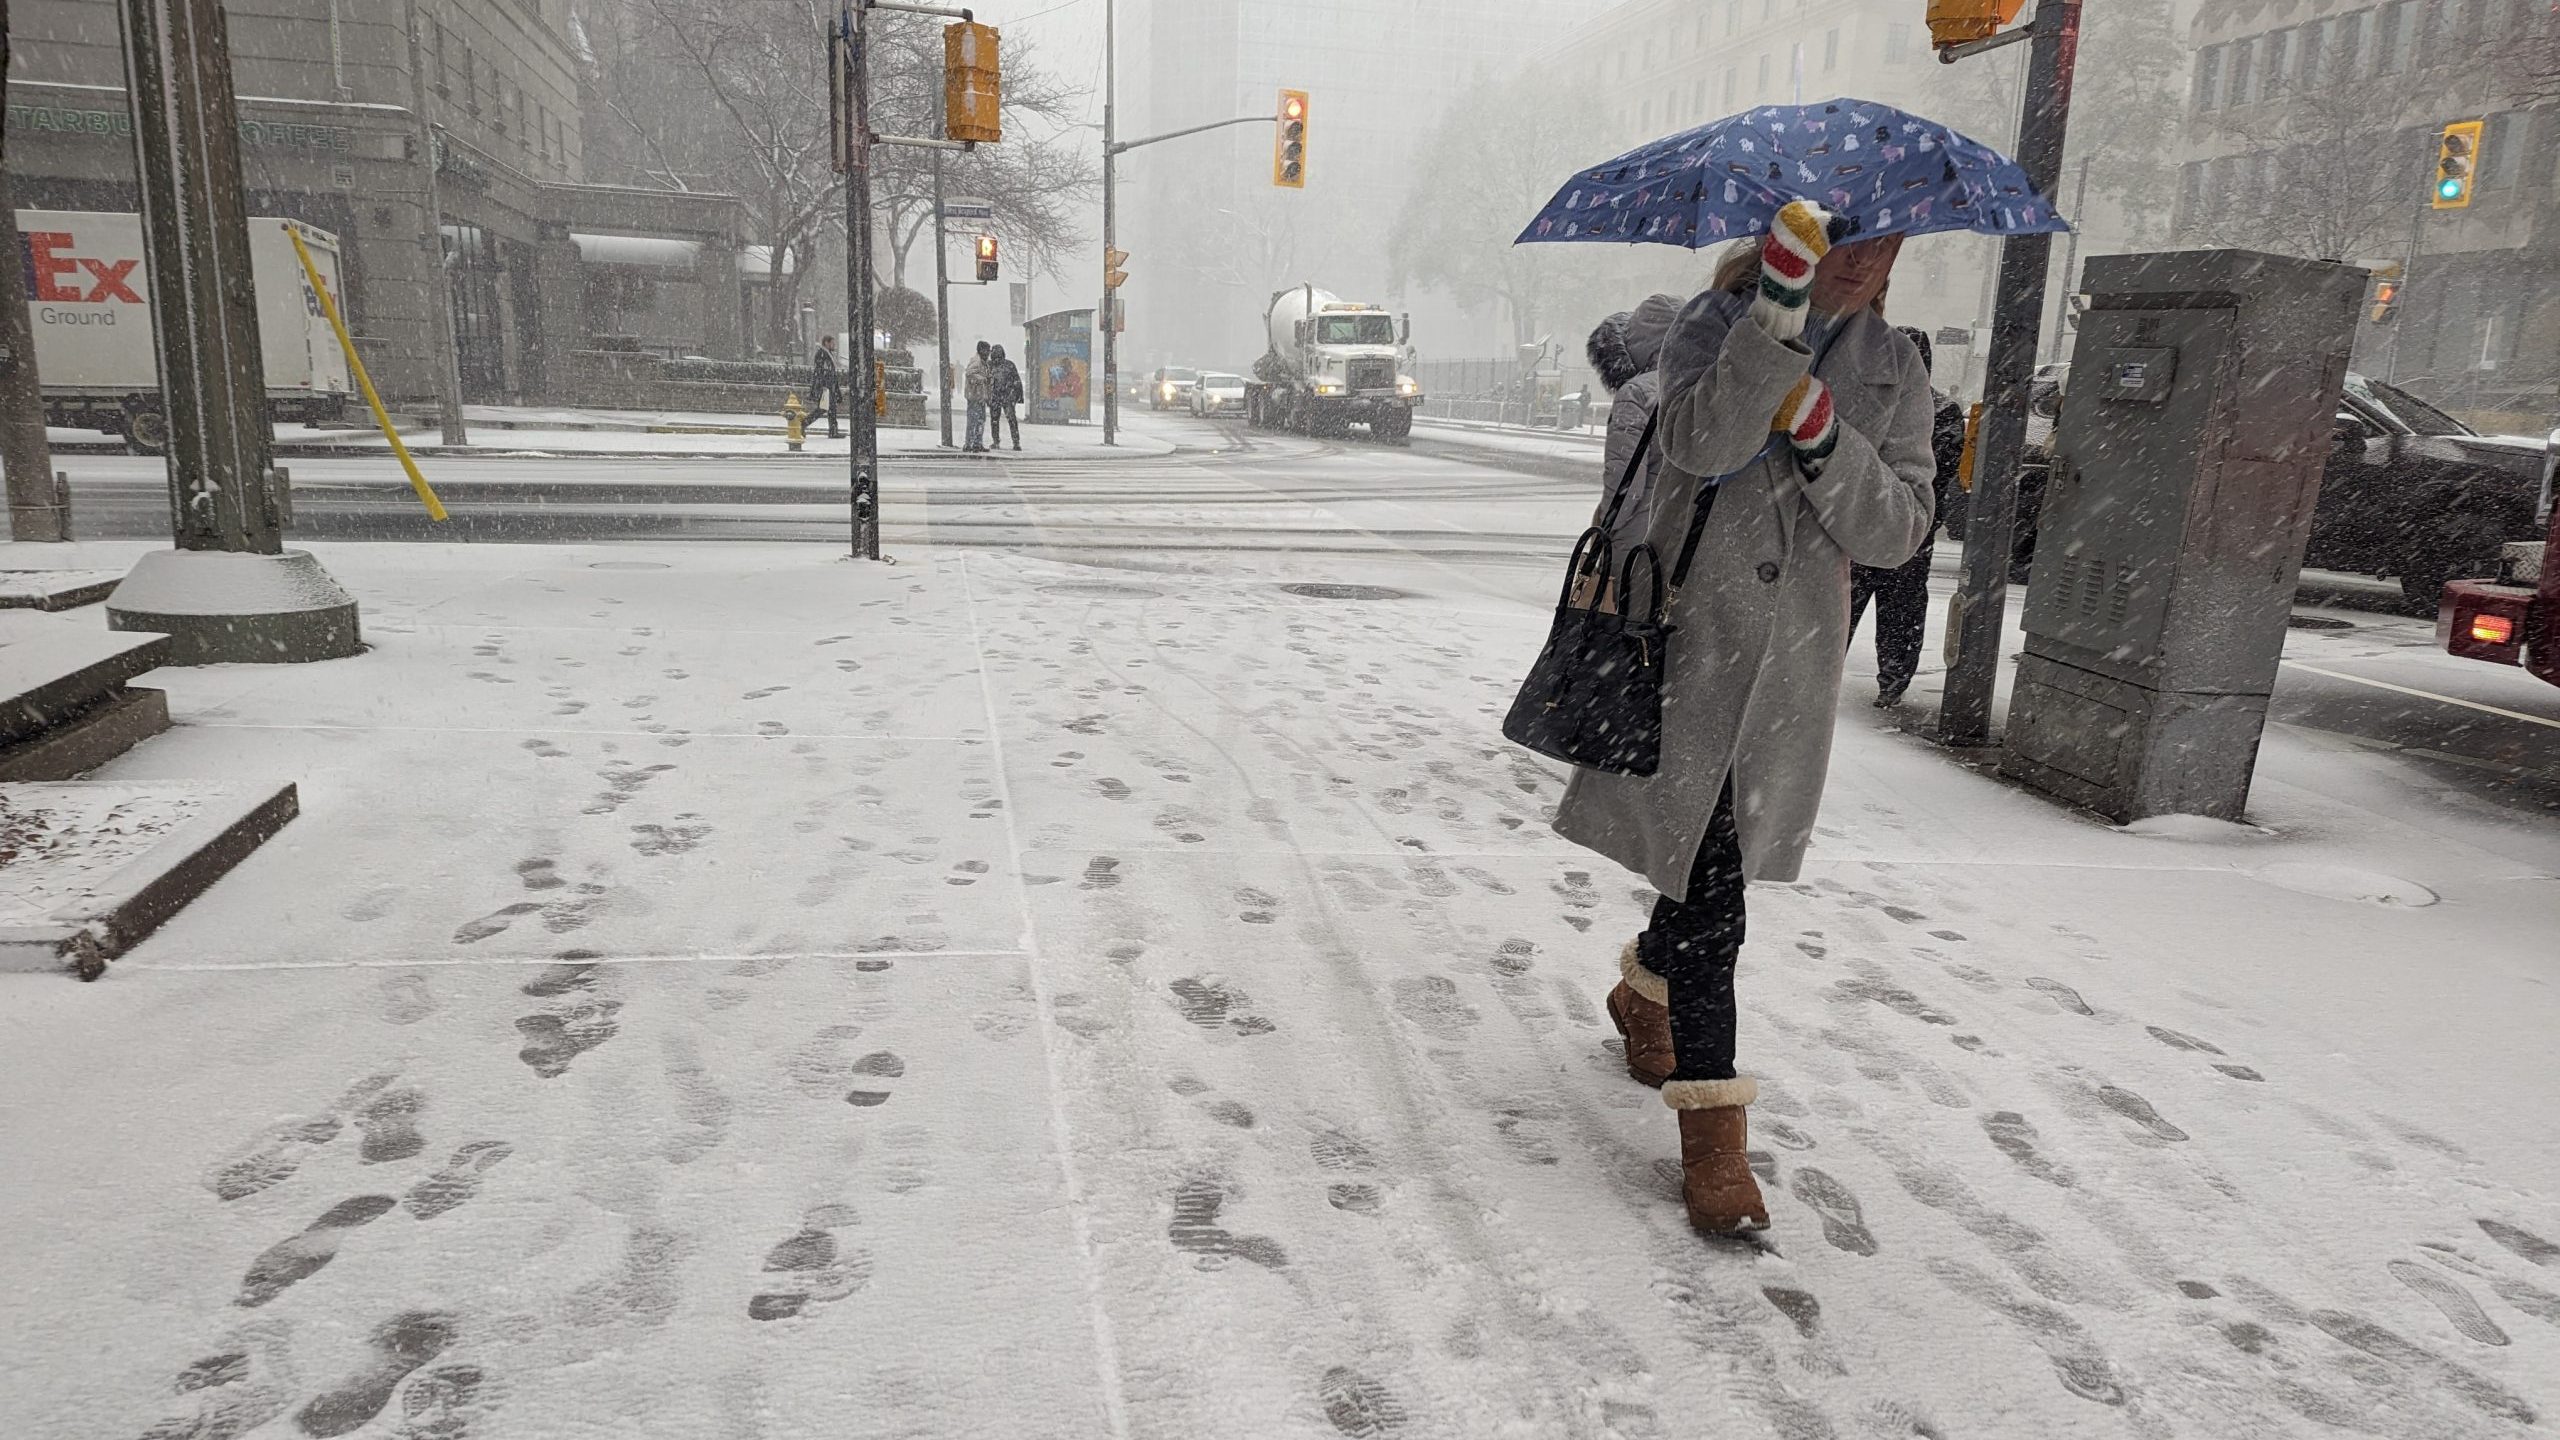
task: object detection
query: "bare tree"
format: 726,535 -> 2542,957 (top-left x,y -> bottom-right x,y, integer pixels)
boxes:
2185,78 -> 2433,263
578,2 -> 1097,354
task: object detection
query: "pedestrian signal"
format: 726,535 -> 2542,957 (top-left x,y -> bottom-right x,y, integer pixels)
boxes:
1274,89 -> 1308,189
975,234 -> 999,283
1927,0 -> 2027,48
2433,120 -> 2482,209
945,22 -> 1002,144
2370,279 -> 2400,324
1105,247 -> 1129,290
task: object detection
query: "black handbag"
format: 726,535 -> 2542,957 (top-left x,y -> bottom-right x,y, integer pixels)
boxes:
1502,409 -> 1695,776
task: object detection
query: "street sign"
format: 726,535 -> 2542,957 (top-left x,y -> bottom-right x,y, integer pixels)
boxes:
942,196 -> 994,221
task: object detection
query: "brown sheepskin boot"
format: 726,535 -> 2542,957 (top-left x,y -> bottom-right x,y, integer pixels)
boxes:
1604,940 -> 1676,1088
1665,1077 -> 1769,1234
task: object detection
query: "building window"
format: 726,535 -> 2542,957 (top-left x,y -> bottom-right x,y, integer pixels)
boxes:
2297,20 -> 2326,85
2332,12 -> 2364,80
1642,97 -> 1654,127
2418,0 -> 2451,59
1727,1 -> 1740,35
1885,21 -> 1913,62
1693,77 -> 1708,117
1757,52 -> 1771,96
1762,0 -> 1775,21
2373,0 -> 2411,70
1824,28 -> 1840,70
2228,36 -> 2257,103
1722,67 -> 1738,106
2482,108 -> 2525,190
2262,28 -> 2293,95
2193,44 -> 2223,109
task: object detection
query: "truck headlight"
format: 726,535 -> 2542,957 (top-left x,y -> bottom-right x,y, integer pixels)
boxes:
1397,378 -> 1418,395
1314,382 -> 1341,395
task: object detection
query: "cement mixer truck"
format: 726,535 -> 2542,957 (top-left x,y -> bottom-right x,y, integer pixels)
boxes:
1244,284 -> 1419,444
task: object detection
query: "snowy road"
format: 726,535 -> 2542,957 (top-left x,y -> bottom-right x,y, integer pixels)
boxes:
5,419 -> 2559,1439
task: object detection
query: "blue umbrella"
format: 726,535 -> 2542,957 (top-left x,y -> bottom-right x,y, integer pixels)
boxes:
1516,98 -> 2069,249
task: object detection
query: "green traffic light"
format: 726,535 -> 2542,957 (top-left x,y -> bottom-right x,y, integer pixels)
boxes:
2439,177 -> 2466,200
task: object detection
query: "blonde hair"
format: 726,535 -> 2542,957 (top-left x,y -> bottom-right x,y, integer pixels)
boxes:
1712,236 -> 1889,317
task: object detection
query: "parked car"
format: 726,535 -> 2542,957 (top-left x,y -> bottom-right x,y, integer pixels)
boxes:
1189,371 -> 1247,417
1977,368 -> 2550,611
1150,366 -> 1199,411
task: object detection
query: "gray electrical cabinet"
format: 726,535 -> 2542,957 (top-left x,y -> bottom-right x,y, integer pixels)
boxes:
2000,249 -> 2365,822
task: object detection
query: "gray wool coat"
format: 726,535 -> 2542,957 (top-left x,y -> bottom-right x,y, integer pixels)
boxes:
1552,290 -> 1936,894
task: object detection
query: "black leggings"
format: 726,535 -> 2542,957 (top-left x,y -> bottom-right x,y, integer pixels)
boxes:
1849,542 -> 1933,693
1639,778 -> 1746,1082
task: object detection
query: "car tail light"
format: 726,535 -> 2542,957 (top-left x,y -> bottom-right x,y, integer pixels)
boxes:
2439,579 -> 2532,666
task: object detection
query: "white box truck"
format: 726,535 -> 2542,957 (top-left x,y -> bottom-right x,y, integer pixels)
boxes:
19,210 -> 353,453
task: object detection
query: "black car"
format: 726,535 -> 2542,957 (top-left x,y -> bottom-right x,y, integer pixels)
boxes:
2314,374 -> 2550,610
1974,369 -> 2549,611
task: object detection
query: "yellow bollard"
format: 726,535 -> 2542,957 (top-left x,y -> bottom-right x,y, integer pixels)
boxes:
783,392 -> 807,452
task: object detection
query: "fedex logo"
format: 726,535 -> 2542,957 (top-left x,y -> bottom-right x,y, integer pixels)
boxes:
22,232 -> 143,304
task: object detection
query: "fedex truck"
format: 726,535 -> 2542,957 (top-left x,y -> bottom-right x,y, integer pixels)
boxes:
19,210 -> 353,453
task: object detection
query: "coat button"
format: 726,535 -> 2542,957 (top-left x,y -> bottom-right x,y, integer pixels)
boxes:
1756,561 -> 1781,584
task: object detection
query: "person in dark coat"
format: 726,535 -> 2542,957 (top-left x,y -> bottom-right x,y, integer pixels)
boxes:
990,343 -> 1025,451
812,334 -> 843,438
1846,325 -> 1966,704
1585,293 -> 1684,558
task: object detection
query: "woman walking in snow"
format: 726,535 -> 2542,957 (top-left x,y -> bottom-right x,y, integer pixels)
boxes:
1553,201 -> 1936,1234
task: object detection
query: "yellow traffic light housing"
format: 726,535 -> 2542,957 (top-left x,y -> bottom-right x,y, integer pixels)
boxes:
1104,247 -> 1129,291
1274,89 -> 1308,189
1928,0 -> 2027,48
2432,119 -> 2482,209
945,21 -> 1002,144
974,234 -> 999,283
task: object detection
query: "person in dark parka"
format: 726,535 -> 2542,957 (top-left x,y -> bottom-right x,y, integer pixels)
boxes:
1847,325 -> 1967,704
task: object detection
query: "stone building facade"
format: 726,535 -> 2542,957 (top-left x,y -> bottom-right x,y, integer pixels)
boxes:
7,0 -> 767,407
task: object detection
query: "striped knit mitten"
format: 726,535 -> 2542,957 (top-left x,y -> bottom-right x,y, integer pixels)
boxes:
1751,200 -> 1836,342
1772,375 -> 1838,474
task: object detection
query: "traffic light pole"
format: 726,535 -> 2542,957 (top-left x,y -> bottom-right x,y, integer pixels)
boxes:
933,148 -> 954,447
1101,0 -> 1116,445
846,3 -> 880,560
1097,97 -> 1283,446
1935,0 -> 2081,747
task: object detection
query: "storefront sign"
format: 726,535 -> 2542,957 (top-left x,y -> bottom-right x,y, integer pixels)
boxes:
8,104 -> 353,151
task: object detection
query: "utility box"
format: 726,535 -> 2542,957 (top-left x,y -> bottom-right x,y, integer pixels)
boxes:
2000,249 -> 2365,822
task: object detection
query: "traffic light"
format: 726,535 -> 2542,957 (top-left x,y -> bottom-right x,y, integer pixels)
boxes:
944,21 -> 1002,144
2370,279 -> 2401,324
1927,0 -> 2027,49
974,234 -> 999,282
2432,119 -> 2483,209
1274,89 -> 1308,189
1104,247 -> 1129,291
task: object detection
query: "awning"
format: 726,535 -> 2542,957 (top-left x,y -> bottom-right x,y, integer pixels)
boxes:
571,233 -> 701,270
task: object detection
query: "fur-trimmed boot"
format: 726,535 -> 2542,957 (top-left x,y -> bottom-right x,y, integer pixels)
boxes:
1604,940 -> 1676,1088
1664,1077 -> 1769,1234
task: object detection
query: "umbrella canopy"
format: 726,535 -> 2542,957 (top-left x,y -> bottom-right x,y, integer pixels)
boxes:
1517,98 -> 2069,249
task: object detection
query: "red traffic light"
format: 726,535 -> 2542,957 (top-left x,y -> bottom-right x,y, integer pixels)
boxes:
1281,94 -> 1306,122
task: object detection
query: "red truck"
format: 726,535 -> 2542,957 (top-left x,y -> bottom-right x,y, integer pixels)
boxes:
2439,445 -> 2558,687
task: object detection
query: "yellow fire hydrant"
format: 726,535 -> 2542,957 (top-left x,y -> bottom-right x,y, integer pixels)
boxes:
783,392 -> 808,452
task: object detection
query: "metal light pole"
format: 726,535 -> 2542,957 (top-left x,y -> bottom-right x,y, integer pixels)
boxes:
106,0 -> 358,661
1936,0 -> 2082,746
404,0 -> 467,446
2043,152 -> 2093,366
1100,0 -> 1118,445
846,4 -> 881,560
933,148 -> 954,446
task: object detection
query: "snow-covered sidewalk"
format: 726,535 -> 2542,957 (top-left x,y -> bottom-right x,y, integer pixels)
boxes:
4,539 -> 2556,1438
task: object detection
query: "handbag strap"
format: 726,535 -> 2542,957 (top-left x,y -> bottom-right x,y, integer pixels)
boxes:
1594,405 -> 1660,537
1667,317 -> 1855,591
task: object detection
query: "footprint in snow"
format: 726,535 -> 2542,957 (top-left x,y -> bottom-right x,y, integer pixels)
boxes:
293,1311 -> 456,1437
748,1205 -> 872,1320
1788,1168 -> 1878,1255
235,1195 -> 397,1307
2097,1085 -> 2188,1142
2025,977 -> 2093,1015
2389,1259 -> 2509,1346
403,1141 -> 514,1220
